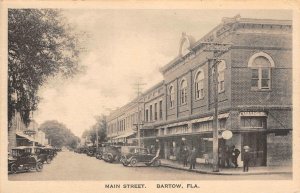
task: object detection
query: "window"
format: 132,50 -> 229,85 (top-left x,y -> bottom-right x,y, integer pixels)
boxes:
248,52 -> 274,90
241,117 -> 265,128
150,105 -> 153,121
145,109 -> 149,122
195,69 -> 204,99
169,85 -> 175,108
180,79 -> 187,104
154,103 -> 158,121
218,60 -> 226,93
159,100 -> 163,120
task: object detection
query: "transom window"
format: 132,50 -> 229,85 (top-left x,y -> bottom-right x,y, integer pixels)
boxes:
180,79 -> 187,105
169,85 -> 175,108
195,69 -> 204,99
248,52 -> 274,90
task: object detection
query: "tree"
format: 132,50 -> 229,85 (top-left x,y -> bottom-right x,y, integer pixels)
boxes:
39,120 -> 80,149
81,115 -> 107,146
8,9 -> 84,126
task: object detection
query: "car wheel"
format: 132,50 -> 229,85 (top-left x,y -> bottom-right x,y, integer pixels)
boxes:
36,162 -> 43,172
152,159 -> 161,167
130,158 -> 138,167
145,163 -> 152,166
46,157 -> 51,164
11,164 -> 17,174
108,154 -> 113,163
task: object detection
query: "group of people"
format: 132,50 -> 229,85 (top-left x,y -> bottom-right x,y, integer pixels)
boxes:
181,146 -> 197,170
180,144 -> 251,172
219,145 -> 241,168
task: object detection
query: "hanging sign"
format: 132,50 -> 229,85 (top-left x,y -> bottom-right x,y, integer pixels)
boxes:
24,130 -> 36,135
222,130 -> 233,140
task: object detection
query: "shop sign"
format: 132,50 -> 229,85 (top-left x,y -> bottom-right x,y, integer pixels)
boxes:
239,112 -> 267,117
23,130 -> 36,135
222,130 -> 233,140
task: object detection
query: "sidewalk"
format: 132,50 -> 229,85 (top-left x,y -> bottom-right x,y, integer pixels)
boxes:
160,159 -> 292,175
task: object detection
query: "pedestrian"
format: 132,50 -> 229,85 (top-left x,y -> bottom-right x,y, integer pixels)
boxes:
243,146 -> 251,172
182,146 -> 189,167
225,145 -> 231,168
189,147 -> 197,170
231,145 -> 240,168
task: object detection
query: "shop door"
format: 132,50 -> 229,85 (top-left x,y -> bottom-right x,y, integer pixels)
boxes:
242,132 -> 266,166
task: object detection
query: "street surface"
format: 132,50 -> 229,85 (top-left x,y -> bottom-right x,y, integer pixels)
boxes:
8,151 -> 292,181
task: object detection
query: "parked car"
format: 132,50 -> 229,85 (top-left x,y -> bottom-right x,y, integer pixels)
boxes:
87,146 -> 96,157
102,146 -> 121,163
34,147 -> 53,164
95,146 -> 105,160
8,146 -> 43,174
120,146 -> 160,167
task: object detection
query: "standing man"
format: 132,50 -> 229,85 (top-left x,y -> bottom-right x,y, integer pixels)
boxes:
189,147 -> 197,170
231,145 -> 241,168
182,146 -> 189,167
243,146 -> 251,172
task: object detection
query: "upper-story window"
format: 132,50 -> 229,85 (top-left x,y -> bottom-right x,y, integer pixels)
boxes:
218,60 -> 226,93
180,79 -> 188,105
150,105 -> 153,121
159,100 -> 163,120
154,103 -> 158,121
145,109 -> 149,122
195,69 -> 204,100
248,52 -> 275,90
169,85 -> 175,108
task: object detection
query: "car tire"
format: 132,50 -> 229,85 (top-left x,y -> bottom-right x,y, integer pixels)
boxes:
108,154 -> 113,163
11,164 -> 17,174
145,163 -> 152,166
152,159 -> 161,167
36,162 -> 43,172
46,157 -> 51,164
130,158 -> 138,167
122,162 -> 129,166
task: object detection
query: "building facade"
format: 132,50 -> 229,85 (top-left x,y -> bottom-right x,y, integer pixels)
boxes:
107,16 -> 292,167
8,112 -> 47,151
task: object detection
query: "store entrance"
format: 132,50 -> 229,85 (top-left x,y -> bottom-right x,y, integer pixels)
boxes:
242,132 -> 267,166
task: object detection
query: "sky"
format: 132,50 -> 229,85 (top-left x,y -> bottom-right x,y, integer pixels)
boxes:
34,9 -> 292,137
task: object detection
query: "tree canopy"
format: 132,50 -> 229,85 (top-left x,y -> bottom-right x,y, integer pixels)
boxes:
8,9 -> 83,126
82,115 -> 107,146
39,120 -> 80,149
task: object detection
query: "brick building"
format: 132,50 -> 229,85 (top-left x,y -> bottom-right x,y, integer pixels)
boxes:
107,15 -> 292,167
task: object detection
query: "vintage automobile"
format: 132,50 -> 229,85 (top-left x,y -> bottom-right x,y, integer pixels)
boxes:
33,147 -> 52,164
120,146 -> 161,167
86,146 -> 96,157
95,146 -> 105,160
8,146 -> 43,174
102,146 -> 121,163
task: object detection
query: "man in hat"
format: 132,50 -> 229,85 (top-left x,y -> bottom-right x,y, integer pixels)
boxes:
243,146 -> 251,172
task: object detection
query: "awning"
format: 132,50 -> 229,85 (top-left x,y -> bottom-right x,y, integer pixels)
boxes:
16,131 -> 38,142
191,113 -> 230,124
114,132 -> 136,139
166,121 -> 189,128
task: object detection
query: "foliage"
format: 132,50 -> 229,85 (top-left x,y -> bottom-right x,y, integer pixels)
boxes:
81,115 -> 107,145
8,9 -> 83,126
39,120 -> 80,149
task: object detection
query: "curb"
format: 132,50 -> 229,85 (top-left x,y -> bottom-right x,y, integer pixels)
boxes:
161,164 -> 292,175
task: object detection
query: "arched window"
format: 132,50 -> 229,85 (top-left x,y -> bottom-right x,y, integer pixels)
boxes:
180,79 -> 188,104
195,69 -> 204,99
248,52 -> 274,90
169,85 -> 175,108
218,60 -> 226,93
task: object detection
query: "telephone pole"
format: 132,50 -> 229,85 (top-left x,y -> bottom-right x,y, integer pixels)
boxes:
202,42 -> 231,172
133,79 -> 146,147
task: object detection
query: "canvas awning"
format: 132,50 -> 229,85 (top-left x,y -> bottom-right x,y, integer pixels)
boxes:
191,113 -> 230,124
16,131 -> 38,142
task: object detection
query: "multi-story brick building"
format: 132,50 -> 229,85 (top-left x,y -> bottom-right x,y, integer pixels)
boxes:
107,15 -> 292,167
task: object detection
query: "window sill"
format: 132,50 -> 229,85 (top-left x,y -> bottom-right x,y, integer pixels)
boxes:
218,90 -> 225,94
195,97 -> 205,102
251,88 -> 272,92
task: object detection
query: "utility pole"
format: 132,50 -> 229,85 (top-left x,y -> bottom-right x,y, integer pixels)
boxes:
133,79 -> 146,147
96,126 -> 99,149
202,42 -> 231,172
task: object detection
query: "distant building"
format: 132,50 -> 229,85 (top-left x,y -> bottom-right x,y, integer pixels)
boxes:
8,112 -> 47,151
107,16 -> 292,167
